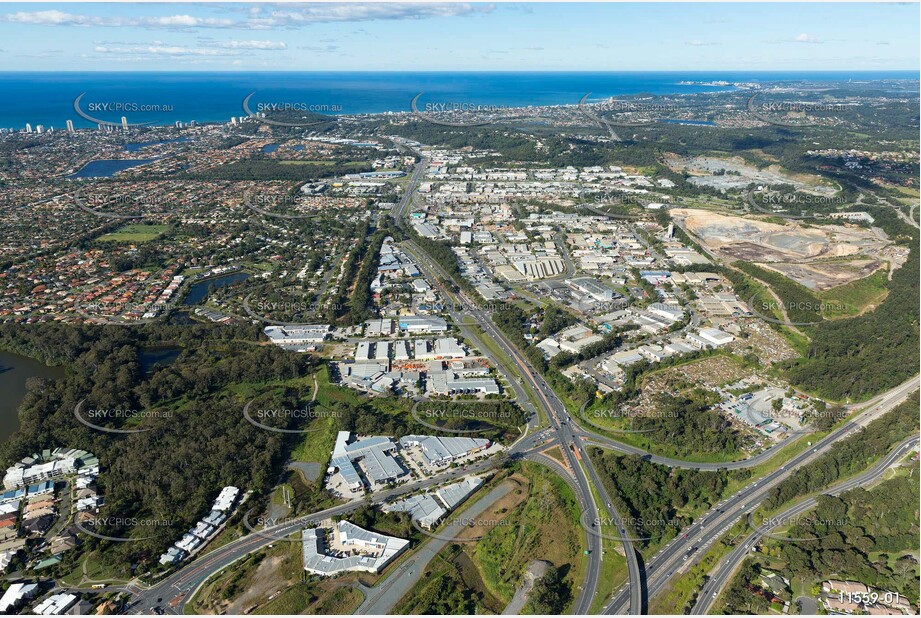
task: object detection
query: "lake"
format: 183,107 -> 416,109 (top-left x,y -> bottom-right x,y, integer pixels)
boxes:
68,158 -> 156,178
124,137 -> 188,152
182,271 -> 251,306
0,350 -> 65,442
139,347 -> 181,374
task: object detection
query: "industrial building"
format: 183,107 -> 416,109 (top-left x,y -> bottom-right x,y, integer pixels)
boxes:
263,325 -> 331,349
302,521 -> 409,576
399,435 -> 490,468
329,432 -> 408,492
383,476 -> 484,529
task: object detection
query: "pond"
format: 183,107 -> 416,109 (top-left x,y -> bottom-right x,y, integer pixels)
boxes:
139,347 -> 181,374
68,159 -> 156,178
182,271 -> 251,306
0,350 -> 65,441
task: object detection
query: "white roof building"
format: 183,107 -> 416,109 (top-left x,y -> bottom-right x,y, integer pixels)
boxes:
32,593 -> 78,615
434,338 -> 466,359
399,436 -> 490,467
212,486 -> 240,512
263,325 -> 330,346
0,583 -> 39,613
698,328 -> 735,347
302,521 -> 409,576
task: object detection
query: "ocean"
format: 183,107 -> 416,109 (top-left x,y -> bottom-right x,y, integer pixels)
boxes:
0,71 -> 916,130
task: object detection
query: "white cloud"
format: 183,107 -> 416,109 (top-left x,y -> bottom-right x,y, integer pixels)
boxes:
685,40 -> 717,47
93,44 -> 238,57
1,4 -> 493,31
793,33 -> 823,44
214,40 -> 287,50
764,32 -> 825,45
3,10 -> 235,29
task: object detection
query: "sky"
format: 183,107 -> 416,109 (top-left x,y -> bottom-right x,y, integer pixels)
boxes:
0,2 -> 917,72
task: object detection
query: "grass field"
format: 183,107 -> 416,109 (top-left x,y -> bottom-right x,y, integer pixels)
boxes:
818,267 -> 889,317
189,535 -> 364,615
392,463 -> 586,613
289,366 -> 355,464
96,223 -> 168,242
473,462 -> 586,607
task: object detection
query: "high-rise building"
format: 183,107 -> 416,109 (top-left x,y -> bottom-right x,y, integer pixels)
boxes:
66,119 -> 75,133
24,123 -> 32,133
121,116 -> 129,130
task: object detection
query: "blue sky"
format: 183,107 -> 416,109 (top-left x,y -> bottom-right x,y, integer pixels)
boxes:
0,2 -> 917,71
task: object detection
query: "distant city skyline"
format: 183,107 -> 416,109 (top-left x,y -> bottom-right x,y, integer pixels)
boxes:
0,2 -> 918,72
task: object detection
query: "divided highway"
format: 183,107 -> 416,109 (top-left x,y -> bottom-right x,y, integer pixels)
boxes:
692,434 -> 920,615
123,151 -> 919,617
603,377 -> 919,615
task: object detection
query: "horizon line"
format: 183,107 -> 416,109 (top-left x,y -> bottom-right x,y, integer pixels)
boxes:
0,69 -> 918,74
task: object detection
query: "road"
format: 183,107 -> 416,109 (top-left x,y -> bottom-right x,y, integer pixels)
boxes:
123,148 -> 919,617
393,153 -> 614,612
399,238 -> 609,614
691,434 -> 919,614
126,443 -> 528,615
602,377 -> 919,615
356,481 -> 516,615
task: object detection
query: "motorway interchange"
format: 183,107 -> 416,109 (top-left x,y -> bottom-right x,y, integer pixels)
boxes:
120,157 -> 919,616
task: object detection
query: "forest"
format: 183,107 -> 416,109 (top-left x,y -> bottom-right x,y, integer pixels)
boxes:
588,448 -> 747,548
762,393 -> 919,512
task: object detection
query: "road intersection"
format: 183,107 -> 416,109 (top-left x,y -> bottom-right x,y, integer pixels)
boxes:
120,154 -> 919,617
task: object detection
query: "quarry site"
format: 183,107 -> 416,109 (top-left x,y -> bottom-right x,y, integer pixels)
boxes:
673,208 -> 893,289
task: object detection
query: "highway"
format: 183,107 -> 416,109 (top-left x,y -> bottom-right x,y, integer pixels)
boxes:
124,149 -> 919,617
398,238 -> 608,614
602,377 -> 919,615
691,434 -> 920,615
394,154 -> 615,613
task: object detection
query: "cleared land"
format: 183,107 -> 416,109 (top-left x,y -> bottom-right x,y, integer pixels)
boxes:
675,209 -> 891,290
664,154 -> 833,193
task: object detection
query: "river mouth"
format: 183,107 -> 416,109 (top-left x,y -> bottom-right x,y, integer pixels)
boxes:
0,350 -> 65,441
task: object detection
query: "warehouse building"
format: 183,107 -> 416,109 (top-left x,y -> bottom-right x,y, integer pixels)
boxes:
302,521 -> 409,576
